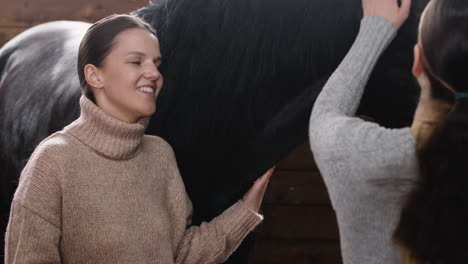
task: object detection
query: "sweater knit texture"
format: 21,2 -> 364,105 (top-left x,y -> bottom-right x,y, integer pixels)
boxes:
309,17 -> 418,264
5,96 -> 262,264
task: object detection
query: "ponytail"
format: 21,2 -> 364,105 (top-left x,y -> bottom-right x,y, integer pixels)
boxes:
393,1 -> 468,262
394,99 -> 468,263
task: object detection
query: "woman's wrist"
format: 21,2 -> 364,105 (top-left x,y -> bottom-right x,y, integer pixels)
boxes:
362,0 -> 411,29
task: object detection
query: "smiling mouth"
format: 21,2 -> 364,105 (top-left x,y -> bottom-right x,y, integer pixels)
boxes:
137,86 -> 155,95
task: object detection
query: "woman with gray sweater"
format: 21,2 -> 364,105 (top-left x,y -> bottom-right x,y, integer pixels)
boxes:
308,0 -> 462,263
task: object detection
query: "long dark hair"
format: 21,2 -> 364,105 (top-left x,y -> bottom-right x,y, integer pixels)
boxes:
394,0 -> 468,263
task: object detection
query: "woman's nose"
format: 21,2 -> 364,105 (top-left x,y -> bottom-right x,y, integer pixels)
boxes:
145,65 -> 161,80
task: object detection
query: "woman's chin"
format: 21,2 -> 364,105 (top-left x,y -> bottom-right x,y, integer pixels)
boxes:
139,106 -> 156,118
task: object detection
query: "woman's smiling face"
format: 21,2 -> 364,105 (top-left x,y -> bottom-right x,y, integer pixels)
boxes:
91,27 -> 163,123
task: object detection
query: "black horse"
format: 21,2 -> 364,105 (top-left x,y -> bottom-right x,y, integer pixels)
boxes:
0,0 -> 428,262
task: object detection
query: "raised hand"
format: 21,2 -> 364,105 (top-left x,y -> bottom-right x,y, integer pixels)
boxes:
362,0 -> 412,29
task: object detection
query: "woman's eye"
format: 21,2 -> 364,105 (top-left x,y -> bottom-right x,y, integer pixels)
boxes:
131,61 -> 141,65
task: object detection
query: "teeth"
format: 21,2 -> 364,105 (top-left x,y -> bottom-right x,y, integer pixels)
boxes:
138,86 -> 155,93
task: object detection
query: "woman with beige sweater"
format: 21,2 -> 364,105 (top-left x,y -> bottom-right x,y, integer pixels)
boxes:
5,14 -> 273,264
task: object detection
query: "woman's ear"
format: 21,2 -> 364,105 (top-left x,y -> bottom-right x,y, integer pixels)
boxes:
412,44 -> 424,77
84,64 -> 104,89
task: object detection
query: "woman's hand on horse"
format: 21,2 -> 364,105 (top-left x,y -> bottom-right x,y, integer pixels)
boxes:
242,167 -> 275,213
362,0 -> 412,29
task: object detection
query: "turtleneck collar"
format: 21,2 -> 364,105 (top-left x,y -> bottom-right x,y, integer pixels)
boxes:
64,96 -> 150,160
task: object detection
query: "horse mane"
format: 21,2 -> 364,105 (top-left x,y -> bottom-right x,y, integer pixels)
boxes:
130,0 -> 426,220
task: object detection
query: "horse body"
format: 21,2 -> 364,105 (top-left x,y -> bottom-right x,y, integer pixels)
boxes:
0,0 -> 428,262
0,21 -> 89,168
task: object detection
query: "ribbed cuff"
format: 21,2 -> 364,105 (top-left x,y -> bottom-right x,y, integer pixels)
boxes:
338,15 -> 398,94
219,200 -> 263,241
359,16 -> 397,52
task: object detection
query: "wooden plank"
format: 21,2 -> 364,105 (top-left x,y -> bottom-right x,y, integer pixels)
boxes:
258,205 -> 339,240
253,239 -> 342,264
277,141 -> 317,170
0,27 -> 28,47
264,170 -> 331,205
0,0 -> 151,27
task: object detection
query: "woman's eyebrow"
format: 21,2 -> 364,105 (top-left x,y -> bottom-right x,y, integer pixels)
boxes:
127,51 -> 162,62
127,51 -> 146,57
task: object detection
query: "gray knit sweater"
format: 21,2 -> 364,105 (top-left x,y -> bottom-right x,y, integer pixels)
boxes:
309,17 -> 418,263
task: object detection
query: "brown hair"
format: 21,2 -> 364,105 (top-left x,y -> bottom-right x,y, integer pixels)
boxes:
394,1 -> 468,263
77,14 -> 157,102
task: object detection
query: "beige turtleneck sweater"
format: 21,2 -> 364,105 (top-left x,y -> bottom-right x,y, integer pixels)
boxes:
5,96 -> 262,264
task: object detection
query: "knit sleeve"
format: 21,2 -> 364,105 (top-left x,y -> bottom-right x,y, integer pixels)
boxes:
158,138 -> 263,263
5,201 -> 61,264
307,17 -> 417,206
175,199 -> 262,264
309,16 -> 397,156
5,137 -> 64,263
309,16 -> 396,126
309,17 -> 400,161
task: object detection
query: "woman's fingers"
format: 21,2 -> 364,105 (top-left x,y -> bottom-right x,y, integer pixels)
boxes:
242,167 -> 275,212
362,0 -> 412,29
255,167 -> 274,187
400,0 -> 412,20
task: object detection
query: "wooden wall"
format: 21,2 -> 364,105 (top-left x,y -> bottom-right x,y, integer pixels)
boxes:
253,143 -> 341,263
0,0 -> 341,263
0,0 -> 151,46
